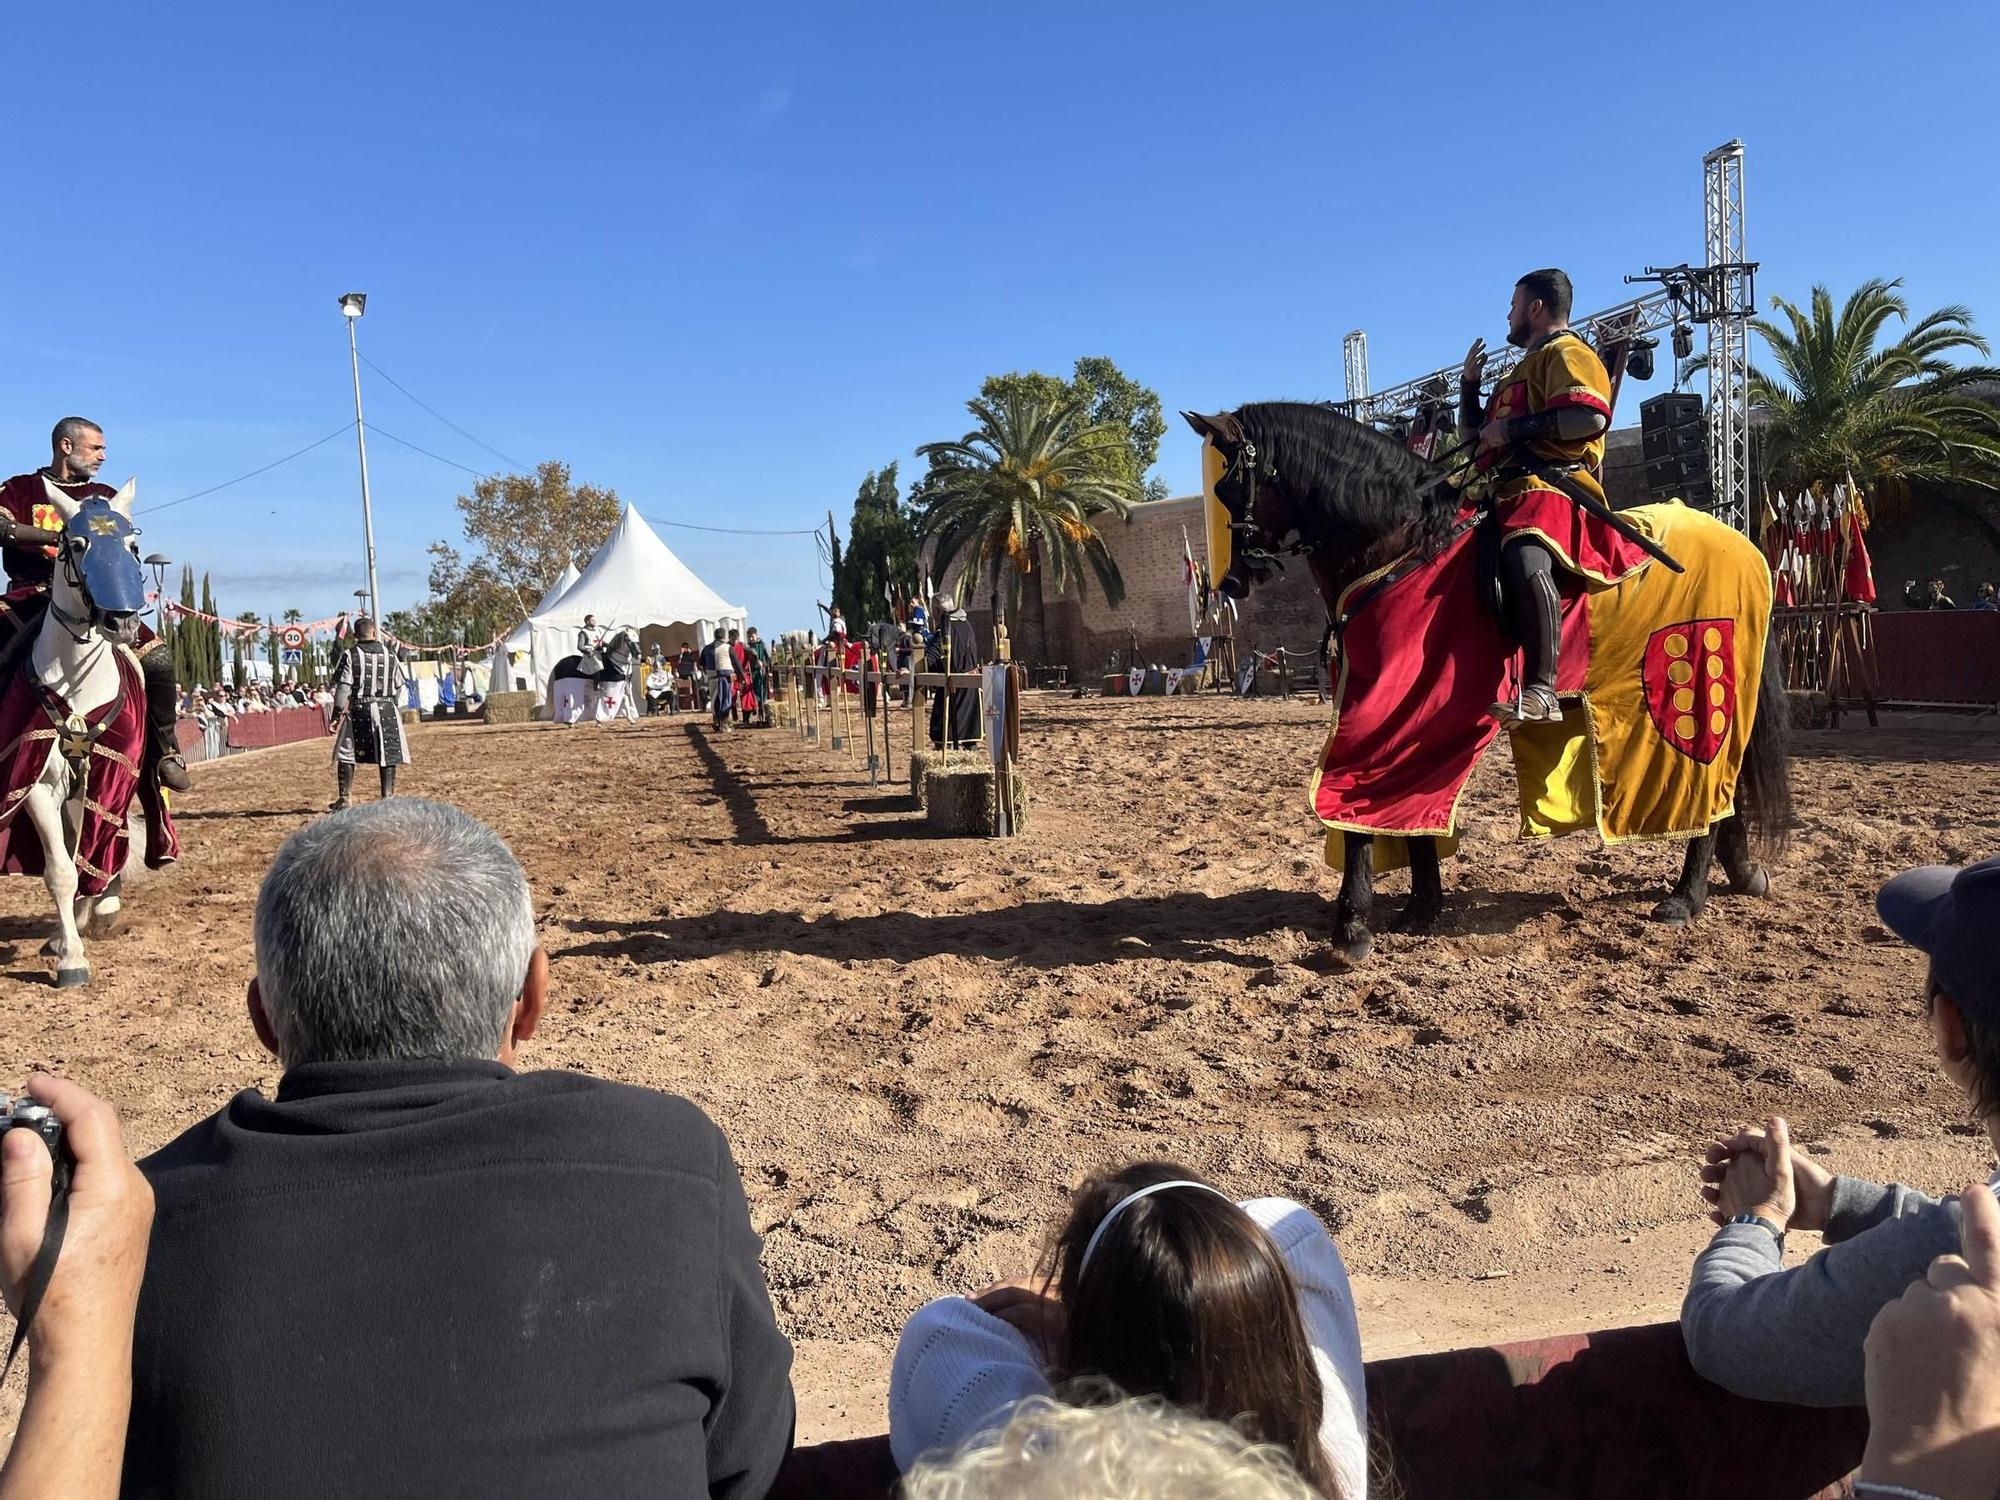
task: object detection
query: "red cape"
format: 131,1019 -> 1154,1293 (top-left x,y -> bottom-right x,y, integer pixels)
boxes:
0,650 -> 178,894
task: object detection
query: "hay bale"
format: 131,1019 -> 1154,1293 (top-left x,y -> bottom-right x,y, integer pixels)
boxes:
1786,688 -> 1831,730
482,691 -> 537,725
924,754 -> 1030,837
926,761 -> 991,835
400,708 -> 422,726
909,747 -> 934,808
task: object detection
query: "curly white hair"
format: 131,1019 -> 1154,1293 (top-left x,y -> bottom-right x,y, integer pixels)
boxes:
897,1394 -> 1322,1500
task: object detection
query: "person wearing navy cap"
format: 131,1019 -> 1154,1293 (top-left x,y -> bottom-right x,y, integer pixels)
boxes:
1677,855 -> 2000,1409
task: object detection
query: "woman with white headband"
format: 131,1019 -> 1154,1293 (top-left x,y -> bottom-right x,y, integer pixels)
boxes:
888,1161 -> 1366,1498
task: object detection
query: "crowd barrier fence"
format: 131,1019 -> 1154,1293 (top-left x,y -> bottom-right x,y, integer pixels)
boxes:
766,1320 -> 1864,1500
177,705 -> 334,763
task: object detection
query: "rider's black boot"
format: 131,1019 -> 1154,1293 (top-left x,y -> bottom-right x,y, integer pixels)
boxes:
328,763 -> 354,813
140,646 -> 192,791
379,766 -> 398,800
1493,537 -> 1566,730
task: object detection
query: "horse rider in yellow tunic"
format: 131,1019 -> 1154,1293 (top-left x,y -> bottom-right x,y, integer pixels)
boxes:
1461,268 -> 1652,730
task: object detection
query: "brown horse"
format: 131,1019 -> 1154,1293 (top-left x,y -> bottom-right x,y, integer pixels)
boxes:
1183,403 -> 1791,964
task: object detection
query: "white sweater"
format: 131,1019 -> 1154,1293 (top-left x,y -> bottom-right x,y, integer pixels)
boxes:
888,1197 -> 1367,1497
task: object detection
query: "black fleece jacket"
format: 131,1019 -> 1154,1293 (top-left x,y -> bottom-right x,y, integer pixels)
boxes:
123,1058 -> 794,1499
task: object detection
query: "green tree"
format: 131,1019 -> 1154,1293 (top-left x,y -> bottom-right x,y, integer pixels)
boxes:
831,462 -> 917,631
232,610 -> 259,689
916,390 -> 1137,662
980,356 -> 1169,502
420,541 -> 519,648
1749,279 -> 2000,509
444,461 -> 620,613
172,567 -> 197,687
198,573 -> 222,687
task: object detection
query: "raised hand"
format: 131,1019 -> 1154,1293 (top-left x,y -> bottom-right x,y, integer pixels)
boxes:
1461,338 -> 1487,385
1861,1180 -> 2000,1499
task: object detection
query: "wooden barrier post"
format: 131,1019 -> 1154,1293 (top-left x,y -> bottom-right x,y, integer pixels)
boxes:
862,655 -> 878,786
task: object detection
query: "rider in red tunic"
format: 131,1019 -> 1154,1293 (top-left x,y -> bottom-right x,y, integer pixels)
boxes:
1461,269 -> 1651,730
0,417 -> 190,791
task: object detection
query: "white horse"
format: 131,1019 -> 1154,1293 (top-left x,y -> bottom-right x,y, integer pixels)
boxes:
11,479 -> 151,986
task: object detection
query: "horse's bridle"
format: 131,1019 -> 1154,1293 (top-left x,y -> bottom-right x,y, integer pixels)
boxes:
1219,437 -> 1320,573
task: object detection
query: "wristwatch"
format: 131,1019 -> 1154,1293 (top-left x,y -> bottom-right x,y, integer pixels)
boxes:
1727,1213 -> 1786,1248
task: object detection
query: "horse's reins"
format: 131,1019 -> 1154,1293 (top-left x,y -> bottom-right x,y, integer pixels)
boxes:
1221,432 -> 1476,672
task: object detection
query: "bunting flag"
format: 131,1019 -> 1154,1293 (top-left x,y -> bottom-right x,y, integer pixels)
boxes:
158,602 -> 505,656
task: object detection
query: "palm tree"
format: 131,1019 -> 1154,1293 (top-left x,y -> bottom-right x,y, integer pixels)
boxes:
1749,279 -> 2000,507
916,391 -> 1137,661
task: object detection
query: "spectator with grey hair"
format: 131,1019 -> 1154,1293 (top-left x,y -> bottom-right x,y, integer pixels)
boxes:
123,798 -> 796,1496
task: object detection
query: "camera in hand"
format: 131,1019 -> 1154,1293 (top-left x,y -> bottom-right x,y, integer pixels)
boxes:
0,1095 -> 69,1196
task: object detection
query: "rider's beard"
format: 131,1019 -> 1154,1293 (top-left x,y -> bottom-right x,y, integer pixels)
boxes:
1505,312 -> 1532,349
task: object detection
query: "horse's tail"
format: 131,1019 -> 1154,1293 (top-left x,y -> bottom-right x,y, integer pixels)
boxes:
1738,628 -> 1794,862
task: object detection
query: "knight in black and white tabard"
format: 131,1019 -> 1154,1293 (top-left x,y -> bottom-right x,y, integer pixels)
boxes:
327,616 -> 410,812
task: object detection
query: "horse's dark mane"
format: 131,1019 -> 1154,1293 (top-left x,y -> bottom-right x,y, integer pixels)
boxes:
1236,401 -> 1462,557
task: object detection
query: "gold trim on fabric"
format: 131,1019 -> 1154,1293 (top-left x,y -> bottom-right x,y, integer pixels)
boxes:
1501,523 -> 1644,589
89,742 -> 138,776
0,726 -> 60,766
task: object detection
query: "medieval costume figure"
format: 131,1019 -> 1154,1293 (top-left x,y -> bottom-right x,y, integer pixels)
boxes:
927,596 -> 980,749
594,630 -> 640,722
728,631 -> 759,724
328,617 -> 409,811
744,627 -> 772,726
0,417 -> 188,793
1462,269 -> 1650,730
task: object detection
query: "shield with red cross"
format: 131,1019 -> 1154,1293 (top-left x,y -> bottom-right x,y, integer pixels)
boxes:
1644,618 -> 1737,763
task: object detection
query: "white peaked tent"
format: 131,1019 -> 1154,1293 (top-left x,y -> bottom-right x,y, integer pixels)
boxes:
506,561 -> 580,653
489,560 -> 581,695
525,504 -> 746,701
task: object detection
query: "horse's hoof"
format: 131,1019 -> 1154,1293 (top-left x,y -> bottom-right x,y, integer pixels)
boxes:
54,967 -> 90,988
86,909 -> 128,939
1650,895 -> 1699,926
1731,866 -> 1771,898
1391,901 -> 1442,936
1334,923 -> 1374,966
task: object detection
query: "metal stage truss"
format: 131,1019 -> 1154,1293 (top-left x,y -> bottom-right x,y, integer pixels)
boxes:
1336,140 -> 1758,532
1342,330 -> 1370,407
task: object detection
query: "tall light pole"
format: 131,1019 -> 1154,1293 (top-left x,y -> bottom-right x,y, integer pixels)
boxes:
339,292 -> 382,621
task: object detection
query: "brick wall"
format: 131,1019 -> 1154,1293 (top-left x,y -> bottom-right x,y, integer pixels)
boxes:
961,494 -> 1330,678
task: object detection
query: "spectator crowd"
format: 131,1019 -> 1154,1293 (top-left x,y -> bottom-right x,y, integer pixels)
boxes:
4,802 -> 2000,1499
1903,576 -> 2000,611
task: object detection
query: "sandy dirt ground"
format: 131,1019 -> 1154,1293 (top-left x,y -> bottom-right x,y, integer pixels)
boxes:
3,693 -> 1998,1447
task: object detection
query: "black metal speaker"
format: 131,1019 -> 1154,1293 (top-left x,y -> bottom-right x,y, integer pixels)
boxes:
1638,392 -> 1710,502
1640,392 -> 1703,428
1642,421 -> 1706,461
1646,453 -> 1709,491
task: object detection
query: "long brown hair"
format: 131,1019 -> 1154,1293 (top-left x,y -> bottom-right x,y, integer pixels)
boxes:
1044,1161 -> 1341,1498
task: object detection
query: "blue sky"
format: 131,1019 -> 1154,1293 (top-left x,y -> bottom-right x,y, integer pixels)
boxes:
6,1 -> 1996,638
